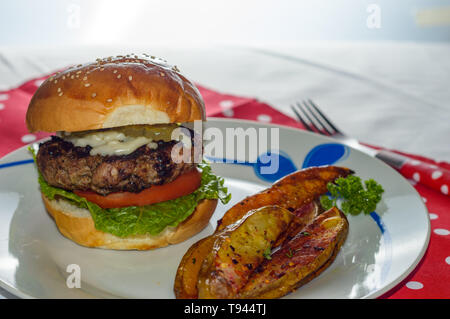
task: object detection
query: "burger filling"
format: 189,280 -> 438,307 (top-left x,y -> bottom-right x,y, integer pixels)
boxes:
37,136 -> 195,195
30,124 -> 230,238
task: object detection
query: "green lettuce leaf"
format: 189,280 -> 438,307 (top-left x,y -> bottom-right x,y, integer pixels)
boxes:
30,147 -> 231,237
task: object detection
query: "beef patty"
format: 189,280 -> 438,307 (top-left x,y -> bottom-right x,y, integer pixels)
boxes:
36,136 -> 196,195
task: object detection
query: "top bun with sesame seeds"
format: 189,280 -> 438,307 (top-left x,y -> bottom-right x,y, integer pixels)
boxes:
26,54 -> 206,133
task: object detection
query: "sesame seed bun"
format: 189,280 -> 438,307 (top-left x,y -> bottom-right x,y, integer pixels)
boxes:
42,194 -> 218,250
26,54 -> 206,133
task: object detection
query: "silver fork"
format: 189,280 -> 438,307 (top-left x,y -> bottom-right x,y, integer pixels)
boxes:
290,100 -> 410,170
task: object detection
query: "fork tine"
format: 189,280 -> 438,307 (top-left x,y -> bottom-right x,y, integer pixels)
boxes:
306,99 -> 341,134
302,101 -> 334,135
290,105 -> 314,132
296,102 -> 327,134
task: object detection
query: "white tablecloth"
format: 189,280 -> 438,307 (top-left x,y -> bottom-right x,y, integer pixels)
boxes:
1,43 -> 449,162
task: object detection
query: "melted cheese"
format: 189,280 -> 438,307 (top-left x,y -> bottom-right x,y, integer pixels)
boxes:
64,130 -> 158,156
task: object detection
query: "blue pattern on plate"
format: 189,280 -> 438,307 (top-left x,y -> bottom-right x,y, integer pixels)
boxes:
302,143 -> 350,169
205,150 -> 297,183
0,159 -> 34,170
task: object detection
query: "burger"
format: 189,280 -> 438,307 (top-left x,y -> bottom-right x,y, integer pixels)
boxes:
26,54 -> 230,250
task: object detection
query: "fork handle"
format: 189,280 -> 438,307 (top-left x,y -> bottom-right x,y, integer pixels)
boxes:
376,150 -> 450,196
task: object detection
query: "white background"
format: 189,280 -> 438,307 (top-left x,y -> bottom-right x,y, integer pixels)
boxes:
1,0 -> 450,46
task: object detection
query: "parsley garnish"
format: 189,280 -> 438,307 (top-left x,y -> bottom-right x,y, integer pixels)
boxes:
286,248 -> 293,258
320,175 -> 384,215
263,247 -> 272,260
300,231 -> 310,236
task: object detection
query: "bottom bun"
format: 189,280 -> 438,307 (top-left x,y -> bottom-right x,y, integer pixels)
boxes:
42,194 -> 218,250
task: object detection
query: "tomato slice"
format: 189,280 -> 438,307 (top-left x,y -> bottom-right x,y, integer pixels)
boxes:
74,169 -> 202,209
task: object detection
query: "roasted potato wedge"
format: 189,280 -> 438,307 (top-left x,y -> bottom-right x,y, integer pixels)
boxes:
174,235 -> 217,299
197,206 -> 294,299
238,206 -> 348,299
273,200 -> 320,247
216,166 -> 352,232
174,166 -> 353,299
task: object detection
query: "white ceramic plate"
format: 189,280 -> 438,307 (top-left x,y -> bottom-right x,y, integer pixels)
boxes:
0,118 -> 430,299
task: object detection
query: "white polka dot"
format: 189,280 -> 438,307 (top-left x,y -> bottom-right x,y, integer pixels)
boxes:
441,184 -> 448,195
412,172 -> 420,182
429,213 -> 438,220
222,108 -> 234,117
0,103 -> 4,110
0,93 -> 9,101
34,79 -> 45,87
406,281 -> 423,290
21,134 -> 36,143
422,197 -> 427,203
431,171 -> 443,180
219,100 -> 234,108
410,160 -> 421,166
434,228 -> 449,236
257,114 -> 272,123
445,256 -> 450,265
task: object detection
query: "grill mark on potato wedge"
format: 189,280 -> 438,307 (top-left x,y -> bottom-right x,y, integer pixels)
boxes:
273,200 -> 320,247
216,166 -> 352,232
238,206 -> 348,299
197,206 -> 294,299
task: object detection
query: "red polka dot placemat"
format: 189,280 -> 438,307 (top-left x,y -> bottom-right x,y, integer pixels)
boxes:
0,74 -> 448,299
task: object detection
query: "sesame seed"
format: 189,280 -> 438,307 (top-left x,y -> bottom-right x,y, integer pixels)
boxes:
128,76 -> 133,81
100,68 -> 105,71
91,93 -> 97,98
117,74 -> 121,79
113,70 -> 117,74
160,72 -> 165,77
84,83 -> 91,87
76,71 -> 82,74
83,76 -> 87,81
106,98 -> 112,103
70,75 -> 75,79
57,88 -> 61,92
62,75 -> 66,80
54,80 -> 58,83
58,92 -> 63,96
